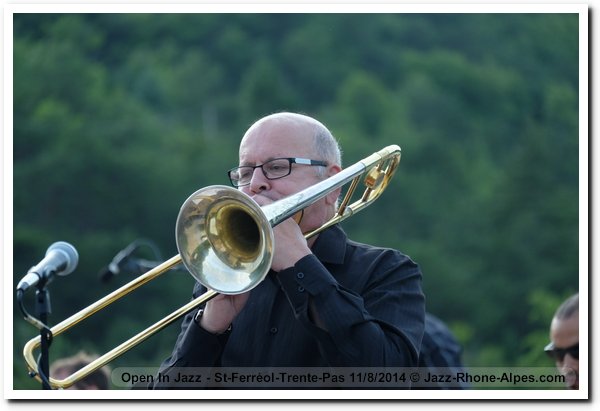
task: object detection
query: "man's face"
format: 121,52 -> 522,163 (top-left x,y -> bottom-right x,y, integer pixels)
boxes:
237,119 -> 338,234
549,313 -> 579,389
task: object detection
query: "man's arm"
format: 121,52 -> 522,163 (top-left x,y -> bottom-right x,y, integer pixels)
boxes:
276,251 -> 425,367
149,284 -> 230,389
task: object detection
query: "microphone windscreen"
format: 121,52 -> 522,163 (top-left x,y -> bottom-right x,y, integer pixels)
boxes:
98,267 -> 115,283
48,241 -> 79,276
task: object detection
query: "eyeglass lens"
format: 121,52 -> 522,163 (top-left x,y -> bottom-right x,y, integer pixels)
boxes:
546,343 -> 578,361
230,159 -> 292,185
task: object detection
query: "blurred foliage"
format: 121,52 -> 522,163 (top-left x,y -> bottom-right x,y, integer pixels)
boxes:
11,13 -> 580,389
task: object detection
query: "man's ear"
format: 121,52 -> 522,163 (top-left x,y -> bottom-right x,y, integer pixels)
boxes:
325,164 -> 342,206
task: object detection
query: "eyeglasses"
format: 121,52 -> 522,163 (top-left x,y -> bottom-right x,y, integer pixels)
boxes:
227,157 -> 327,187
544,342 -> 579,361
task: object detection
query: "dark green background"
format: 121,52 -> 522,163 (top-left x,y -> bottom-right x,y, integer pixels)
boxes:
12,13 -> 580,389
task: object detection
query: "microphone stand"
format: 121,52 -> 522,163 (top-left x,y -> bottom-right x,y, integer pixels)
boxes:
34,272 -> 53,390
16,271 -> 55,389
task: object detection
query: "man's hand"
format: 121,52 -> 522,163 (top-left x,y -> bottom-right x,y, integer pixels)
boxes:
270,217 -> 312,271
252,194 -> 312,272
200,292 -> 250,334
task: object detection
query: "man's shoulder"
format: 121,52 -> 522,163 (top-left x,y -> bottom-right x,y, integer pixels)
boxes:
346,235 -> 417,267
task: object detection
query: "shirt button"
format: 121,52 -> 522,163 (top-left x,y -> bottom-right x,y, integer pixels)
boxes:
270,327 -> 278,334
298,286 -> 305,293
297,272 -> 305,279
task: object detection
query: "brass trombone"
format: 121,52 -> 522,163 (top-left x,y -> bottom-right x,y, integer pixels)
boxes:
22,145 -> 401,389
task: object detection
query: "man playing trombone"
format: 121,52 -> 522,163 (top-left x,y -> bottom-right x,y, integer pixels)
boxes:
152,112 -> 425,389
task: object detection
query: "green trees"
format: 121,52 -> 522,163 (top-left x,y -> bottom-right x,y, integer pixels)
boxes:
12,13 -> 580,388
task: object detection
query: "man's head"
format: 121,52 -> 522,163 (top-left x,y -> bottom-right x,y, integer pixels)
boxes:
230,112 -> 342,236
50,351 -> 111,389
546,293 -> 579,389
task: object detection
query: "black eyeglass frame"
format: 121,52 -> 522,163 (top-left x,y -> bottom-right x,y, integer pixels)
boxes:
227,157 -> 327,187
544,342 -> 579,361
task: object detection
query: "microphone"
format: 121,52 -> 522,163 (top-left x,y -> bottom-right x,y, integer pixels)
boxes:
98,241 -> 140,283
16,241 -> 79,292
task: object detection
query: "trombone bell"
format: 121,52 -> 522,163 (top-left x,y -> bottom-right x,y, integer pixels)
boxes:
176,186 -> 274,295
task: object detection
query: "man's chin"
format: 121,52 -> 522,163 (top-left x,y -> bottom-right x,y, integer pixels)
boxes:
570,377 -> 579,390
564,371 -> 578,390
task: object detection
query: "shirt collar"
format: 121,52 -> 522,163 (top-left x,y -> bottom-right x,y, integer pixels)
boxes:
310,224 -> 347,265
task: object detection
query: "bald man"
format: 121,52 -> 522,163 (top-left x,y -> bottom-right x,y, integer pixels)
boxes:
546,293 -> 579,390
153,113 -> 425,389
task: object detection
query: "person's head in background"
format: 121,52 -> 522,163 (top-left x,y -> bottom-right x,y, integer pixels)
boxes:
545,293 -> 578,390
50,351 -> 111,389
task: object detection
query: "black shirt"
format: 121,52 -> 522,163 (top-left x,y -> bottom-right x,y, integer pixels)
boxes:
152,225 -> 425,388
415,313 -> 468,389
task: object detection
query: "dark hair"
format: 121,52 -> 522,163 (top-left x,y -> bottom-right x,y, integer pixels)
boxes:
554,293 -> 579,320
50,351 -> 111,389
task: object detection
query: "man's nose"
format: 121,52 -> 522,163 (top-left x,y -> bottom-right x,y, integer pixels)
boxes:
562,353 -> 578,369
248,167 -> 269,193
559,357 -> 578,389
559,355 -> 577,375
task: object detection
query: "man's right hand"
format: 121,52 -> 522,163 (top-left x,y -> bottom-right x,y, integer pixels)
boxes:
198,292 -> 250,334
